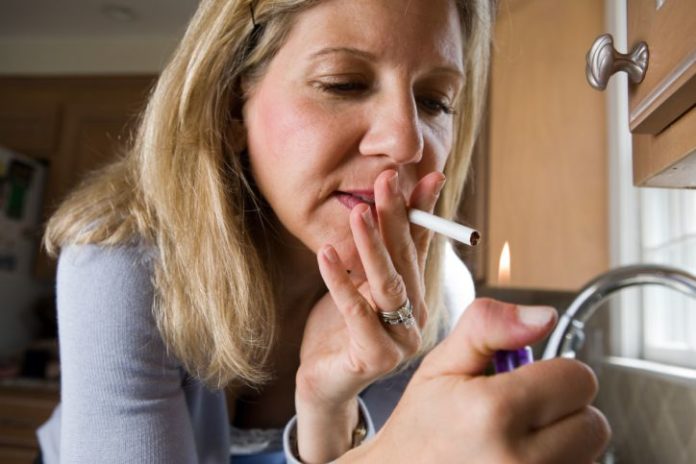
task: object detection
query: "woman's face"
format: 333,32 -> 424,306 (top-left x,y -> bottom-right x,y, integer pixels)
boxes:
243,0 -> 464,273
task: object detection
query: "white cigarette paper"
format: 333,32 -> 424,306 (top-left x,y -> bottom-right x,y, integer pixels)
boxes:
408,209 -> 480,246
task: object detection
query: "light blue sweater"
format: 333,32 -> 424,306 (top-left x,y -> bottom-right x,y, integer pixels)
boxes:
37,243 -> 473,463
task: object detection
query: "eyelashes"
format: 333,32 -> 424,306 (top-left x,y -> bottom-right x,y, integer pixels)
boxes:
418,97 -> 456,116
317,80 -> 369,93
313,80 -> 457,116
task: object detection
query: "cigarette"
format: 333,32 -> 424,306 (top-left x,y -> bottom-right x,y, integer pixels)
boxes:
408,209 -> 480,246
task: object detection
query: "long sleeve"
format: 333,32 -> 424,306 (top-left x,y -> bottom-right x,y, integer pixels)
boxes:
46,244 -> 224,464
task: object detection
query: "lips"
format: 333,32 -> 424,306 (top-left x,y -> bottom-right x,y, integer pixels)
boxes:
334,191 -> 376,211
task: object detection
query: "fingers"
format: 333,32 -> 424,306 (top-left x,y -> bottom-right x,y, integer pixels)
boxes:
372,170 -> 444,326
490,358 -> 599,429
374,171 -> 420,295
407,171 -> 446,263
349,204 -> 422,348
525,406 -> 611,464
417,298 -> 557,380
375,170 -> 445,273
317,245 -> 393,354
349,203 -> 408,316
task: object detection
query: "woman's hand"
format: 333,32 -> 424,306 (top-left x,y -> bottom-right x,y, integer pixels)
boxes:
340,299 -> 612,464
295,169 -> 446,462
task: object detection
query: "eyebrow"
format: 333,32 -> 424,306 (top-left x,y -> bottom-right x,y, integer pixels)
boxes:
308,46 -> 464,79
309,46 -> 376,61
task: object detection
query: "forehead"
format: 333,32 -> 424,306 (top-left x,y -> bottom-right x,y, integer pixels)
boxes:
283,0 -> 464,71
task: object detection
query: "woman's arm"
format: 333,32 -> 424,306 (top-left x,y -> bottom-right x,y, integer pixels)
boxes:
56,245 -> 204,463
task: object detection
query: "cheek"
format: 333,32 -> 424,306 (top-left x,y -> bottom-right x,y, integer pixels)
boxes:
244,85 -> 359,251
246,88 -> 349,194
250,91 -> 316,165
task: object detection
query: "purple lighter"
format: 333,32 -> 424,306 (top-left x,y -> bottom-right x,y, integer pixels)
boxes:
493,346 -> 534,373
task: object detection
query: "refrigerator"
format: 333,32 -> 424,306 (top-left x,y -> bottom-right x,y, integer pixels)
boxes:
0,146 -> 52,359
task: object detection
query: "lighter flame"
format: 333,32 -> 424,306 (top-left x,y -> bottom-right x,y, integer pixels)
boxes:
498,241 -> 511,285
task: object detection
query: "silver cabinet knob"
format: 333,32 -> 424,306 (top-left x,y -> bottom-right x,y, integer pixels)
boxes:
586,33 -> 649,90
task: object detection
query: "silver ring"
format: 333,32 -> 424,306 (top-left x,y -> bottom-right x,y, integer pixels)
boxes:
378,299 -> 415,329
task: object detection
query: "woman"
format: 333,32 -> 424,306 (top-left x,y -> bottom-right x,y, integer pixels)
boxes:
37,0 -> 610,462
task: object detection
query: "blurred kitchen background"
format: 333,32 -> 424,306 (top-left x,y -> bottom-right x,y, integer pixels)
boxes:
1,0 -> 695,463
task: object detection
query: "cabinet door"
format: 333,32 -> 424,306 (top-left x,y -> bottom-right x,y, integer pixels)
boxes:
486,0 -> 608,290
0,385 -> 58,463
628,0 -> 696,187
627,0 -> 696,135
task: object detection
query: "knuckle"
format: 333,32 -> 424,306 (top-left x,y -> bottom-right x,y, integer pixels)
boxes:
397,241 -> 418,266
473,297 -> 517,316
560,359 -> 600,400
345,298 -> 367,318
577,362 -> 600,395
584,406 -> 612,453
381,271 -> 406,299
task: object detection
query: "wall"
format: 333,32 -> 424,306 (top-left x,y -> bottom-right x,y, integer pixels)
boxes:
0,36 -> 179,75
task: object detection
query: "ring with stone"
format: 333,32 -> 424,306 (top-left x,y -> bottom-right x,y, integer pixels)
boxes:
378,299 -> 416,329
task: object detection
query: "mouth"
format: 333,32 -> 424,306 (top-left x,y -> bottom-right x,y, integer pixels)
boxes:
334,190 -> 376,212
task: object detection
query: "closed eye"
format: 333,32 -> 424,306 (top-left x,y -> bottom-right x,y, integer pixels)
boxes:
315,80 -> 370,95
417,96 -> 456,116
313,79 -> 456,116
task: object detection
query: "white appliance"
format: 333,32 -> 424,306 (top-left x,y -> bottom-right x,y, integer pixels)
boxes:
0,145 -> 51,358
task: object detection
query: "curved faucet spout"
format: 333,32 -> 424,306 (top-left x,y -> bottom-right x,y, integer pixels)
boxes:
542,264 -> 696,360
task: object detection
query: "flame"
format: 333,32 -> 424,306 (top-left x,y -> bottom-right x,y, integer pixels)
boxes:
498,241 -> 511,285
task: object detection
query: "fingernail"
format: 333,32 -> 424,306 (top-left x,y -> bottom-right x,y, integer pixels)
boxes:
388,172 -> 399,195
517,305 -> 555,327
323,245 -> 339,263
434,176 -> 447,196
361,206 -> 374,228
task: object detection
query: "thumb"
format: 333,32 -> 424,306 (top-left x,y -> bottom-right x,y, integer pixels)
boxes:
416,298 -> 557,381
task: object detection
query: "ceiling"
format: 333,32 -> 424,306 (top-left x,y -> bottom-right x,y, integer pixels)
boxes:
0,0 -> 199,38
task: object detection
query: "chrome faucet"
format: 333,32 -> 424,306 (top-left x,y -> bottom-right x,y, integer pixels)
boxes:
542,264 -> 696,360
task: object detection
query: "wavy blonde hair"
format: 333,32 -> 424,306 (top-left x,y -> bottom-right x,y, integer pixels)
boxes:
44,0 -> 494,388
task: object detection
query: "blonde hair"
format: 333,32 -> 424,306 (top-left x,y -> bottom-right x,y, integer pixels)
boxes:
44,0 -> 494,388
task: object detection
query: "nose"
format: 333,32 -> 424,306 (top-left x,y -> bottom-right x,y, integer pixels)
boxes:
359,90 -> 424,164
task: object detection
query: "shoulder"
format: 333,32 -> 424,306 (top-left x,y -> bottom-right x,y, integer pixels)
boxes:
57,243 -> 156,317
58,242 -> 155,286
442,242 -> 476,330
56,243 -> 170,368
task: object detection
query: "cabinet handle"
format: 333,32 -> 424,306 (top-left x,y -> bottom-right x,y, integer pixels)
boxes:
586,33 -> 649,90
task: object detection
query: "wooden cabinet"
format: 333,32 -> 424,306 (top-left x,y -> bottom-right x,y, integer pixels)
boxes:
0,76 -> 155,279
0,384 -> 59,464
627,0 -> 696,187
471,0 -> 608,290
